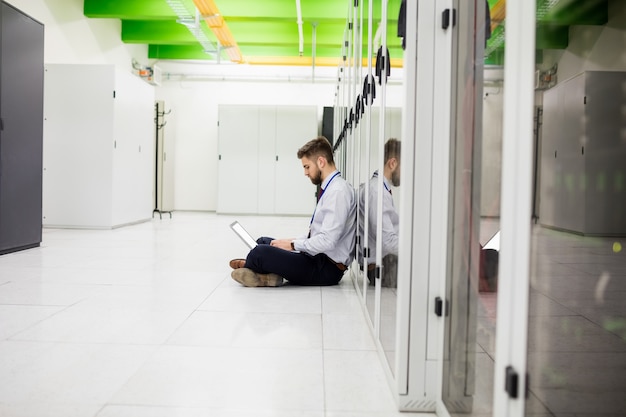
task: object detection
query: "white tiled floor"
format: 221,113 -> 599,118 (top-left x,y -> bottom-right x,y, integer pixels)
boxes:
0,212 -> 431,417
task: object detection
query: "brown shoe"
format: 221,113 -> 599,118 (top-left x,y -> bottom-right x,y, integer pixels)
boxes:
229,258 -> 246,269
231,268 -> 283,287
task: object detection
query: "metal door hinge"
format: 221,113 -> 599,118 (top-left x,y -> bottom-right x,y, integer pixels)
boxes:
505,366 -> 529,399
442,9 -> 456,30
435,297 -> 448,317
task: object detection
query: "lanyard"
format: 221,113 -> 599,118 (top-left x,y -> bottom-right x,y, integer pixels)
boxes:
310,171 -> 341,226
372,171 -> 391,194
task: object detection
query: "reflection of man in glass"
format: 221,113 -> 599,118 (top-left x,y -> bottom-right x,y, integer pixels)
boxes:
358,138 -> 400,287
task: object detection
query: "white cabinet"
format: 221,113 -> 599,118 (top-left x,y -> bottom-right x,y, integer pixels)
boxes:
43,64 -> 155,228
217,105 -> 318,215
540,71 -> 626,235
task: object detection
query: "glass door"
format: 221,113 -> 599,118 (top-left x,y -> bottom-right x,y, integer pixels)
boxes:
526,1 -> 626,415
441,0 -> 495,415
441,0 -> 542,415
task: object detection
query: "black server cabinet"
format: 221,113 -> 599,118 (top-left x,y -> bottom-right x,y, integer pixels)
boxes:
0,2 -> 44,255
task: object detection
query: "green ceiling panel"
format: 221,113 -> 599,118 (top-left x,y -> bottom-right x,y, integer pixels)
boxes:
149,44 -> 215,60
538,0 -> 608,25
227,21 -> 344,45
484,49 -> 504,66
536,24 -> 569,49
83,0 -> 611,66
217,0 -> 402,23
122,20 -> 205,45
84,0 -> 175,20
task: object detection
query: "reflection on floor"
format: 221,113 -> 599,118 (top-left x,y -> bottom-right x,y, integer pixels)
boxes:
0,213 -> 432,417
470,224 -> 626,417
527,226 -> 626,416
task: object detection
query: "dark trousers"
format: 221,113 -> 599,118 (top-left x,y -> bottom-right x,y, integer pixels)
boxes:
245,236 -> 344,286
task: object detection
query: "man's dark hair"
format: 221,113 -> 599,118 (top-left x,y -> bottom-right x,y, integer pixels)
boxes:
297,136 -> 334,164
384,138 -> 401,163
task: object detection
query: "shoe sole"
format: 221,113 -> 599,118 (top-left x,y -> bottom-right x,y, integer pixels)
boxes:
231,268 -> 282,287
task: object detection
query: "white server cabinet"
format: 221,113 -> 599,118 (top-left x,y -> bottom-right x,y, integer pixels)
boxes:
540,71 -> 626,236
43,64 -> 155,228
217,105 -> 317,215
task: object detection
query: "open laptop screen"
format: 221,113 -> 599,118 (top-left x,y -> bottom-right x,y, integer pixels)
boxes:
229,221 -> 258,249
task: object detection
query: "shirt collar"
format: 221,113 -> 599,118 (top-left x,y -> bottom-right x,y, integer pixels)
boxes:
321,170 -> 340,190
372,170 -> 391,190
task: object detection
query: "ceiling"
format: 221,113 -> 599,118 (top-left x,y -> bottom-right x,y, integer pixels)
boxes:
83,0 -> 610,67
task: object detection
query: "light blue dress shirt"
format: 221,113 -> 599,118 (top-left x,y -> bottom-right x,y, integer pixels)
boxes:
357,171 -> 399,264
293,170 -> 356,266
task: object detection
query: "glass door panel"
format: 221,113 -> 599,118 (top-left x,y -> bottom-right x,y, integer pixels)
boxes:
526,2 -> 626,411
442,0 -> 501,415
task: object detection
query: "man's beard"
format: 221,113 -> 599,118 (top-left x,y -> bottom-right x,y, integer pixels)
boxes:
391,169 -> 400,187
310,170 -> 322,185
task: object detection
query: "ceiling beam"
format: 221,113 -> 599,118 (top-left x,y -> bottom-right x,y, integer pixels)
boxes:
538,0 -> 608,25
122,20 -> 205,45
84,0 -> 175,20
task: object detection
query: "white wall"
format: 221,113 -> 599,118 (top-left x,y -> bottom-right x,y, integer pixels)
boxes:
155,64 -> 405,211
5,0 -> 149,70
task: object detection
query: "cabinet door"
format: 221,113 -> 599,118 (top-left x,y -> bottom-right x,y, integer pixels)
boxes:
0,4 -> 44,253
112,69 -> 155,226
217,105 -> 259,214
274,106 -> 317,215
584,72 -> 626,235
539,85 -> 561,228
559,74 -> 585,232
257,106 -> 276,214
42,64 -> 115,228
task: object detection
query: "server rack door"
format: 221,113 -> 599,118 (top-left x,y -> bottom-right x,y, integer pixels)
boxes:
0,2 -> 44,254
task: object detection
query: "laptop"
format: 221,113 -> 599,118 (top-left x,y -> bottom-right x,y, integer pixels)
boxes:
229,221 -> 258,249
483,230 -> 500,251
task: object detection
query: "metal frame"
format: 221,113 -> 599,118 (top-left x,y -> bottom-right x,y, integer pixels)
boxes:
395,0 -> 441,409
493,0 -> 536,415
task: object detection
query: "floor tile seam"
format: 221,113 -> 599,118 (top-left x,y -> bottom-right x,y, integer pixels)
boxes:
156,344 -> 324,353
161,299 -> 216,346
0,339 -> 165,348
4,301 -> 80,341
163,342 -> 326,352
531,305 -> 623,322
475,343 -> 496,362
98,402 -> 325,413
97,345 -> 165,411
529,290 -> 586,315
322,346 -> 379,353
322,311 -> 371,319
193,309 -> 324,317
0,301 -> 72,307
527,313 -> 626,338
576,314 -> 626,345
